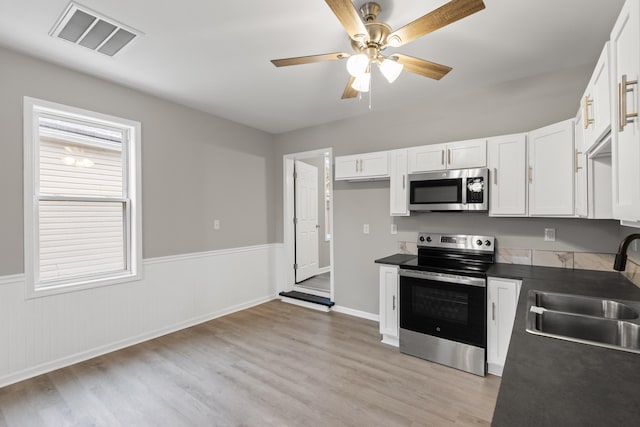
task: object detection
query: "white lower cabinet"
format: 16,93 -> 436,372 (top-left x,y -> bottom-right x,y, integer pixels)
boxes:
487,277 -> 522,376
379,265 -> 399,347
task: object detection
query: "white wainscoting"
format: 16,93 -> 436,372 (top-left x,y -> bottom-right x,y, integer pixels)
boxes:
0,244 -> 280,388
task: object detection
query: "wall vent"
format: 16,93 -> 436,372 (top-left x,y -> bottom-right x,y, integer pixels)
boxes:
50,2 -> 141,56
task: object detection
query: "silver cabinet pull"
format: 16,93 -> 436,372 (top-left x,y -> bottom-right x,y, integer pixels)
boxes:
493,168 -> 497,185
441,150 -> 445,165
619,74 -> 638,132
492,302 -> 496,321
402,174 -> 406,190
528,166 -> 533,183
575,149 -> 583,173
392,295 -> 396,311
583,95 -> 594,129
448,149 -> 452,165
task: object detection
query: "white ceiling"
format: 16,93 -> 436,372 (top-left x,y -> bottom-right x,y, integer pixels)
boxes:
0,0 -> 626,134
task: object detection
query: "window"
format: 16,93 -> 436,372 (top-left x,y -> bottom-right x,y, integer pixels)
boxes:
24,97 -> 142,297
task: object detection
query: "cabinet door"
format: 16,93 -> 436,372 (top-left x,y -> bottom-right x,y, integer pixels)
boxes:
611,0 -> 640,222
334,155 -> 360,180
379,265 -> 399,346
447,139 -> 487,169
359,151 -> 390,178
487,134 -> 527,216
487,277 -> 522,376
574,108 -> 589,218
389,149 -> 409,216
408,143 -> 447,173
528,119 -> 575,216
589,43 -> 612,149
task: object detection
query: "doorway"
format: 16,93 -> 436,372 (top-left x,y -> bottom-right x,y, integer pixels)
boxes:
283,148 -> 334,301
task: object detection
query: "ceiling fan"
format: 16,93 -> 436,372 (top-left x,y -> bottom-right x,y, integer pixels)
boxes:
271,0 -> 485,99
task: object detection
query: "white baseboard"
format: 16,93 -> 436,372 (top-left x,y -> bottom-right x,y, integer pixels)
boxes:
332,305 -> 379,322
280,296 -> 330,312
0,295 -> 276,388
381,335 -> 399,347
317,266 -> 331,275
0,244 -> 280,388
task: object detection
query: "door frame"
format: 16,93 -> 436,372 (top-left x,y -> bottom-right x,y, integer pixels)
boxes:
282,148 -> 334,301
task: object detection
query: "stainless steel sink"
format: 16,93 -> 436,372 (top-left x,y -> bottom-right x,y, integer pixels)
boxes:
526,290 -> 640,354
533,291 -> 639,320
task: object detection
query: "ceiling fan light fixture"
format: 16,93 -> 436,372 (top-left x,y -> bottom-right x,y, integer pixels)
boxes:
346,53 -> 369,77
351,73 -> 371,92
379,58 -> 403,83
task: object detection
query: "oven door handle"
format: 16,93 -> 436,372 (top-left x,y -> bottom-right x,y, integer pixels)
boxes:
399,269 -> 486,288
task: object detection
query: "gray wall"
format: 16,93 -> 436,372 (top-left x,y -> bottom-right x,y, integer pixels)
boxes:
0,46 -> 276,276
300,156 -> 331,269
274,62 -> 625,315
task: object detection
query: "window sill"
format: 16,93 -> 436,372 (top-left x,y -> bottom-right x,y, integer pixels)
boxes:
26,270 -> 143,299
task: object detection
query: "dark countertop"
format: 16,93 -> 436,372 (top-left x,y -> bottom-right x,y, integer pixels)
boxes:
489,265 -> 640,427
374,253 -> 416,266
374,255 -> 640,426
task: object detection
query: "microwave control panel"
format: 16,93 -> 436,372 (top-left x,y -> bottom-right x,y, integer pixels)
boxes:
466,177 -> 485,203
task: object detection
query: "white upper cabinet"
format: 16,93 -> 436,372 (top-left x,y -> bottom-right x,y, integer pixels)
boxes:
582,43 -> 612,152
487,134 -> 527,217
335,151 -> 390,181
528,119 -> 575,216
574,108 -> 589,218
408,139 -> 486,173
408,142 -> 447,172
610,0 -> 640,223
389,149 -> 409,216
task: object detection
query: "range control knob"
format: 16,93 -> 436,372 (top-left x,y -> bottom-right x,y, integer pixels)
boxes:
476,239 -> 483,246
426,236 -> 432,242
419,236 -> 425,242
485,240 -> 492,247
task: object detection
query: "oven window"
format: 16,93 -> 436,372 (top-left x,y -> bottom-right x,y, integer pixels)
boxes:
411,179 -> 462,204
412,286 -> 469,325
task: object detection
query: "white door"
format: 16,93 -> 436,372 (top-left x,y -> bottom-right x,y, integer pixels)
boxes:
408,143 -> 447,173
295,160 -> 319,283
447,139 -> 487,169
389,149 -> 409,216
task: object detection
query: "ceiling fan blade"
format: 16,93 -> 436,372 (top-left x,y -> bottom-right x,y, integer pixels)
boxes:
388,0 -> 485,47
325,0 -> 369,41
341,76 -> 358,99
393,54 -> 452,80
271,52 -> 350,67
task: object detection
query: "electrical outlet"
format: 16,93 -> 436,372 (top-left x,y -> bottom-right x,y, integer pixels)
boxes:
390,223 -> 398,235
363,224 -> 370,234
544,228 -> 556,242
214,219 -> 220,230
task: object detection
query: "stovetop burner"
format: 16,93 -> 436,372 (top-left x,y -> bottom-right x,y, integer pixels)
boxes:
401,232 -> 496,277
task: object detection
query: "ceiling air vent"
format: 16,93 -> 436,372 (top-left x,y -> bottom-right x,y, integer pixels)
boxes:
50,2 -> 141,56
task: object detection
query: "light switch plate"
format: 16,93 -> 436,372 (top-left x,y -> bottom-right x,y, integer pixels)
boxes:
363,224 -> 370,234
391,224 -> 398,235
214,219 -> 220,230
544,228 -> 556,242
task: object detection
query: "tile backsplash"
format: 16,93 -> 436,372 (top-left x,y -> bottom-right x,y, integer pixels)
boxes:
397,240 -> 640,288
398,241 -> 619,273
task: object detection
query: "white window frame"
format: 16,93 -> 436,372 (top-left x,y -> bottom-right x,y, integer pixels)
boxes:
23,97 -> 143,298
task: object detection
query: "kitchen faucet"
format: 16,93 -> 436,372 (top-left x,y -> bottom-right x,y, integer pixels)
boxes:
613,234 -> 640,271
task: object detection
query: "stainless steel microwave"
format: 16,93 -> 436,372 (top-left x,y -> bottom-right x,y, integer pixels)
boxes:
408,168 -> 489,212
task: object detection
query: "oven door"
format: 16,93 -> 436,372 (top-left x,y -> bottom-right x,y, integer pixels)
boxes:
399,269 -> 486,348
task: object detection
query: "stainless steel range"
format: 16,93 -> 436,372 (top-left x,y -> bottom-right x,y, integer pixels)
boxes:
399,232 -> 495,376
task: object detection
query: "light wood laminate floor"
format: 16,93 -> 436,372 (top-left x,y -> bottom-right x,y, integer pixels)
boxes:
0,301 -> 500,426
